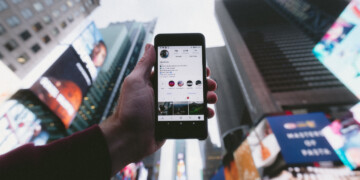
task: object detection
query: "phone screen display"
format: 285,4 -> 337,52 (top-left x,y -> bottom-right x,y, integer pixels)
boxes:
157,46 -> 205,121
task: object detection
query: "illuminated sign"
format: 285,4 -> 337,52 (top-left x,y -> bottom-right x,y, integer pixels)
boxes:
313,0 -> 360,98
30,47 -> 91,128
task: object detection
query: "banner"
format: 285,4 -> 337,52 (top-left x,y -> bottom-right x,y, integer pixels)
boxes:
30,47 -> 92,128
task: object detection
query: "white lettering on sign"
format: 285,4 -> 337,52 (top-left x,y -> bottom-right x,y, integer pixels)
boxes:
39,77 -> 74,116
40,77 -> 59,98
56,94 -> 74,115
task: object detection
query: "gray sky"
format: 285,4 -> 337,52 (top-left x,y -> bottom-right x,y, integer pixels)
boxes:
89,0 -> 225,47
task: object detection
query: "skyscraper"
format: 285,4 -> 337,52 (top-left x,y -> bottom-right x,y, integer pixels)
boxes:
0,0 -> 99,78
215,0 -> 357,124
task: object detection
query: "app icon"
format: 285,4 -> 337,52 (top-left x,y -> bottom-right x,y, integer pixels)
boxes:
187,80 -> 193,87
178,81 -> 184,87
196,80 -> 202,86
160,50 -> 169,58
169,80 -> 175,87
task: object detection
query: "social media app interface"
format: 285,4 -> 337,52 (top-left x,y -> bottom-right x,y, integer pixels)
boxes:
158,46 -> 205,121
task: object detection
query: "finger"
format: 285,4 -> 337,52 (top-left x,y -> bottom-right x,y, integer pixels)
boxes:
207,79 -> 217,91
156,140 -> 166,149
207,67 -> 210,77
208,107 -> 215,118
133,44 -> 156,79
207,91 -> 218,104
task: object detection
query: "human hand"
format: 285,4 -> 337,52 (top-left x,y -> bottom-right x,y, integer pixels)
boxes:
99,44 -> 217,175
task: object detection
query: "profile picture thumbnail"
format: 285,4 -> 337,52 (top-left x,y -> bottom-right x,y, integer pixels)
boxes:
196,80 -> 202,86
178,81 -> 184,87
187,80 -> 193,87
169,80 -> 175,87
160,50 -> 169,58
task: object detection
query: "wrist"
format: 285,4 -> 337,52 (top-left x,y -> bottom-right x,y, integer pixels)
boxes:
99,115 -> 137,175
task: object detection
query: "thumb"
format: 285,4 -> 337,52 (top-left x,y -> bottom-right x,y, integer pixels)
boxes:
133,44 -> 155,79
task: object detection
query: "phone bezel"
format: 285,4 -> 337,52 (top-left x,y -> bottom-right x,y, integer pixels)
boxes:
154,33 -> 208,140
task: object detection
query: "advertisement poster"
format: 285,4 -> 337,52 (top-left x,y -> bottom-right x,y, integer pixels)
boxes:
266,113 -> 339,164
72,22 -> 107,80
30,47 -> 92,128
313,0 -> 360,98
0,100 -> 41,155
322,103 -> 360,170
233,113 -> 360,179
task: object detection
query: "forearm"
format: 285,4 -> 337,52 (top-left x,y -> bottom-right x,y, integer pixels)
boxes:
0,125 -> 111,180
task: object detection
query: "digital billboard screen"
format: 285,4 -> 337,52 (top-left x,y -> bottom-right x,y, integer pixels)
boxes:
313,0 -> 360,98
30,46 -> 92,128
72,22 -> 107,80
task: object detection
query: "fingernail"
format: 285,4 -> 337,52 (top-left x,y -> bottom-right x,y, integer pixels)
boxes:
145,44 -> 151,51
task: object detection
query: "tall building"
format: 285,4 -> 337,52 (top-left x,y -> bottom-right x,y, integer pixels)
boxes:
0,0 -> 99,78
215,0 -> 357,124
67,20 -> 156,134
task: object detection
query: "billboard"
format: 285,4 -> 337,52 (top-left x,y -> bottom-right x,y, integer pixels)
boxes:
266,113 -> 339,164
313,0 -> 360,98
232,113 -> 359,179
30,47 -> 92,128
72,22 -> 107,80
322,103 -> 360,170
0,100 -> 41,155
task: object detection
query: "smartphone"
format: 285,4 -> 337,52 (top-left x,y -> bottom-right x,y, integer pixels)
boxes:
154,33 -> 208,140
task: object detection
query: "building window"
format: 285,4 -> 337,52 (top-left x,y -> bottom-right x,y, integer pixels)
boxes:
0,0 -> 8,12
6,16 -> 21,28
33,2 -> 44,12
52,10 -> 60,18
67,15 -> 74,23
4,39 -> 18,52
51,27 -> 59,36
21,8 -> 33,19
60,4 -> 68,12
66,0 -> 73,7
32,22 -> 43,32
42,35 -> 51,44
44,0 -> 53,6
19,30 -> 31,41
8,64 -> 16,72
0,24 -> 6,35
31,44 -> 41,53
60,21 -> 67,29
17,53 -> 30,64
11,0 -> 23,4
43,15 -> 52,24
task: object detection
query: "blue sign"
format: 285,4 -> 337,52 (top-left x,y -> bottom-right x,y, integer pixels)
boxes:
267,113 -> 340,164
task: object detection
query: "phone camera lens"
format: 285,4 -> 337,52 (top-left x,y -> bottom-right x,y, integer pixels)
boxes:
160,50 -> 169,58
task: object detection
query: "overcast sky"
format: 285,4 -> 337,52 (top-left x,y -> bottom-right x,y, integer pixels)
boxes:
89,0 -> 225,47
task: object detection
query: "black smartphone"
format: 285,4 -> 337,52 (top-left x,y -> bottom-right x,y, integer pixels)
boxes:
154,33 -> 208,140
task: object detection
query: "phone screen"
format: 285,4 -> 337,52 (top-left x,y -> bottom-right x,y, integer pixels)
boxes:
157,46 -> 205,121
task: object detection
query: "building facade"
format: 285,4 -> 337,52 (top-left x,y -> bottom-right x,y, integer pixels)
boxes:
215,0 -> 357,124
0,0 -> 99,78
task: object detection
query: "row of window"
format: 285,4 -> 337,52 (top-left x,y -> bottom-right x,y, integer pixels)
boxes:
0,0 -> 82,13
1,2 -> 83,31
1,17 -> 73,66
